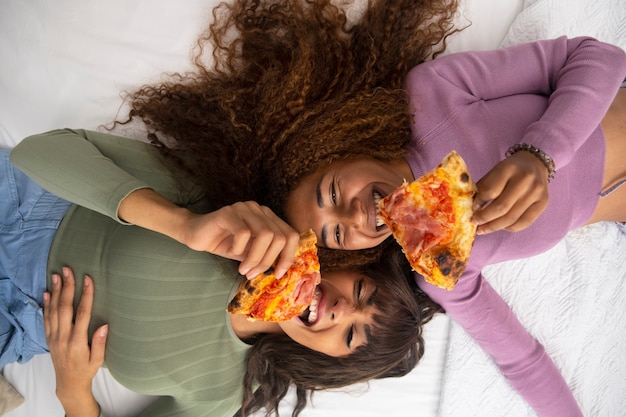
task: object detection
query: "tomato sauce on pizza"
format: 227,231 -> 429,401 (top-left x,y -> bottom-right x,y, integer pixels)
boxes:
227,230 -> 321,322
378,151 -> 477,290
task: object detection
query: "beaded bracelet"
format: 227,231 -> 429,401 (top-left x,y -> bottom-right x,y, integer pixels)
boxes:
505,143 -> 556,183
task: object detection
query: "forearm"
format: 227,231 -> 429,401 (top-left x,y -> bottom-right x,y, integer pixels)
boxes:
522,37 -> 626,168
118,188 -> 197,245
407,37 -> 626,170
57,389 -> 101,417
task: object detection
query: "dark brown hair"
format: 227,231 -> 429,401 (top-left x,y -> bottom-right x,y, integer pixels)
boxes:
238,244 -> 441,417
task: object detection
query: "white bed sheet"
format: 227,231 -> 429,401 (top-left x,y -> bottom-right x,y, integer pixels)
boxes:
0,1 -> 556,416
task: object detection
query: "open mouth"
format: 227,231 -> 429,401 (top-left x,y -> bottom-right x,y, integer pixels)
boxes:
298,285 -> 322,326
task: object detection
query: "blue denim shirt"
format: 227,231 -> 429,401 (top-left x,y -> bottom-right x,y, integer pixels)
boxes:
0,149 -> 71,368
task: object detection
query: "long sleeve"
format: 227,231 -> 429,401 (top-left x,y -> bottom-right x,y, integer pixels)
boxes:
406,36 -> 626,169
135,396 -> 241,417
419,269 -> 582,417
10,129 -> 206,222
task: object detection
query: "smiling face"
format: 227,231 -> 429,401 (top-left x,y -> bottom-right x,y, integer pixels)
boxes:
285,158 -> 414,250
277,270 -> 380,357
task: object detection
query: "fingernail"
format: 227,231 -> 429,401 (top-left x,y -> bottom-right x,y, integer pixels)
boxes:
99,325 -> 109,337
62,266 -> 70,278
43,292 -> 50,302
83,275 -> 90,288
51,274 -> 59,285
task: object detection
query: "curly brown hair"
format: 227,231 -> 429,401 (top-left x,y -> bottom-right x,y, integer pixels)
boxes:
118,0 -> 460,213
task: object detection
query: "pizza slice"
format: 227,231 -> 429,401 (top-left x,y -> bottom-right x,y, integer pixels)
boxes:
377,151 -> 477,290
227,229 -> 321,322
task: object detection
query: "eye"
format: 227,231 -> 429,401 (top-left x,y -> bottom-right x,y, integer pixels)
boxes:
330,178 -> 343,247
334,225 -> 341,246
346,326 -> 354,348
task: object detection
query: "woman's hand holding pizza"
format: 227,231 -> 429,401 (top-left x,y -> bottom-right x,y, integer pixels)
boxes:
472,151 -> 550,235
181,202 -> 301,280
118,189 -> 300,279
44,267 -> 106,417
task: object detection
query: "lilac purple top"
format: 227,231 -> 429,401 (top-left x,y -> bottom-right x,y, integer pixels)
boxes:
404,36 -> 626,416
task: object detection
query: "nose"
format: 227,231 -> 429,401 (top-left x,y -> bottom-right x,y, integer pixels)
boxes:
339,198 -> 366,229
330,297 -> 365,323
329,297 -> 350,322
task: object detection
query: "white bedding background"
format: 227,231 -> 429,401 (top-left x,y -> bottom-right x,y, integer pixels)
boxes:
1,0 -> 624,416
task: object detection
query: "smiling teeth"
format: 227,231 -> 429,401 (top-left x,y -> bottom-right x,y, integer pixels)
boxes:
376,217 -> 385,227
308,287 -> 320,323
374,191 -> 381,206
374,192 -> 385,227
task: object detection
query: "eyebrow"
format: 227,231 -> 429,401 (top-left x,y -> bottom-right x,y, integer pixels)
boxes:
316,179 -> 330,247
351,284 -> 376,350
366,287 -> 379,306
364,324 -> 372,344
358,285 -> 377,348
354,323 -> 372,350
315,179 -> 323,208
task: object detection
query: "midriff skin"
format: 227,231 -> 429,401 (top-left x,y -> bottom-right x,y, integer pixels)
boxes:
588,88 -> 626,224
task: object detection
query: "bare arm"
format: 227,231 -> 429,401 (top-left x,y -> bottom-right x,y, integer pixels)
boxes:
11,129 -> 299,278
118,189 -> 300,278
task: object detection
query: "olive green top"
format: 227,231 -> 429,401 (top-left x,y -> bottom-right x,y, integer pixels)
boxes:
11,129 -> 250,417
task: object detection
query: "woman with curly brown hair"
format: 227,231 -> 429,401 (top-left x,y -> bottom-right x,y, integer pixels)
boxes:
113,0 -> 461,278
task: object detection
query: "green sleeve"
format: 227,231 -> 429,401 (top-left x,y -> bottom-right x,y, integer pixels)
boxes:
136,396 -> 240,417
10,129 -> 207,222
68,398 -> 238,417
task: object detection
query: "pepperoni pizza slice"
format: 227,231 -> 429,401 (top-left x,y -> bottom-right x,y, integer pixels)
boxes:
377,151 -> 477,290
227,229 -> 321,321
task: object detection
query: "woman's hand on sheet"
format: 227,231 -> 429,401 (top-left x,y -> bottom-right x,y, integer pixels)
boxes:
182,201 -> 301,279
43,267 -> 106,417
472,151 -> 550,234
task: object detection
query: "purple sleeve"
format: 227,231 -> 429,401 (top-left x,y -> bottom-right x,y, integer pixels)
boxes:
418,270 -> 582,417
407,36 -> 626,169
